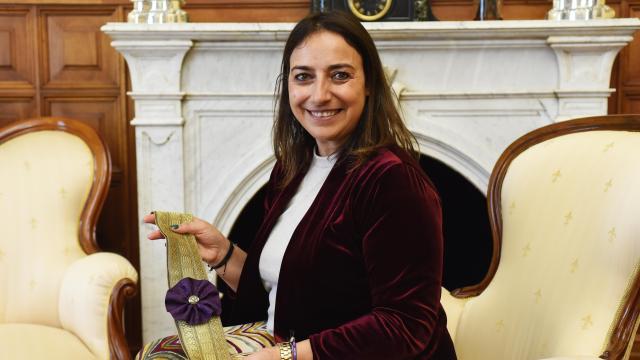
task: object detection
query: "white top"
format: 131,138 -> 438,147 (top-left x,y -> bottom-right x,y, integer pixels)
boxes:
259,151 -> 337,334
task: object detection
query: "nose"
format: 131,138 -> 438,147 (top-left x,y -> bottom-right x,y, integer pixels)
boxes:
310,77 -> 331,104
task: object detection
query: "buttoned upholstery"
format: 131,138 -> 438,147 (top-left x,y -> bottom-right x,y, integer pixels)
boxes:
441,116 -> 640,360
0,118 -> 138,359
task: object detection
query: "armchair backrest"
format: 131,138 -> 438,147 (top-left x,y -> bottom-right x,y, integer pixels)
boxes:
450,116 -> 640,360
0,118 -> 110,328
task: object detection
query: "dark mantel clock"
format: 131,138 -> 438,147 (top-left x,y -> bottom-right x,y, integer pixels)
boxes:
348,0 -> 393,21
312,0 -> 437,21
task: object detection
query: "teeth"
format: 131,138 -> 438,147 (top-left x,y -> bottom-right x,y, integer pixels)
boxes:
310,110 -> 339,117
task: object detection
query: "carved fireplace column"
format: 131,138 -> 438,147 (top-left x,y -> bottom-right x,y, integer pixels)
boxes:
109,36 -> 193,339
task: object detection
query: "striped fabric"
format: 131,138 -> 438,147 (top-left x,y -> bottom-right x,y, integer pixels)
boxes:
136,321 -> 275,359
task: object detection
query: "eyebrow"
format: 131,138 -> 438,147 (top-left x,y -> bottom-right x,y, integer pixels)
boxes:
290,63 -> 356,72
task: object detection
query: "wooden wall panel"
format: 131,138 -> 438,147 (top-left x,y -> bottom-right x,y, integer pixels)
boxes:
41,9 -> 120,89
625,4 -> 640,86
0,97 -> 37,127
500,4 -> 550,19
0,9 -> 35,89
185,0 -> 308,22
622,90 -> 640,113
611,0 -> 640,117
431,0 -> 476,21
431,0 -> 553,21
187,6 -> 308,22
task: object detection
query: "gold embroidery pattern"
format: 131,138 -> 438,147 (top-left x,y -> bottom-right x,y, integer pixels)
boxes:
156,211 -> 231,360
495,320 -> 504,333
564,211 -> 573,225
551,170 -> 561,183
570,259 -> 579,274
533,289 -> 542,303
59,187 -> 67,198
30,218 -> 38,229
604,179 -> 613,193
608,227 -> 616,243
603,142 -> 614,152
522,243 -> 531,257
509,201 -> 516,215
581,315 -> 594,330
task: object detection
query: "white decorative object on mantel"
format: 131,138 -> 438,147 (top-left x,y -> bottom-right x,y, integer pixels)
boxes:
102,19 -> 640,343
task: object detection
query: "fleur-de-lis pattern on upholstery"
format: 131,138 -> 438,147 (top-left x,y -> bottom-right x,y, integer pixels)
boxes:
440,115 -> 640,360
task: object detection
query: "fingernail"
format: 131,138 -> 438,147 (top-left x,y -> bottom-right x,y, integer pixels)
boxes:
170,224 -> 179,229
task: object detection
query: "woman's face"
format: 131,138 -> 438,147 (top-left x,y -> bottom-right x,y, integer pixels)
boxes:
288,30 -> 367,156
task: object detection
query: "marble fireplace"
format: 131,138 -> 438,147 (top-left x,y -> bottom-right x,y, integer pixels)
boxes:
103,19 -> 640,342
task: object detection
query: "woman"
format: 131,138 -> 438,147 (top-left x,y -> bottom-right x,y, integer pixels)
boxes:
145,10 -> 456,360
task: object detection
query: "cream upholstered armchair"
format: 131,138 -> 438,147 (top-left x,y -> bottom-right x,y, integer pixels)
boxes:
0,117 -> 138,359
441,115 -> 640,360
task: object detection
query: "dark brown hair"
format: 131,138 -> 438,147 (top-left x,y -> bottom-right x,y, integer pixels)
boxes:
272,10 -> 418,187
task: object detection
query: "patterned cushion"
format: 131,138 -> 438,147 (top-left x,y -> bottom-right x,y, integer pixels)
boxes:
136,321 -> 275,359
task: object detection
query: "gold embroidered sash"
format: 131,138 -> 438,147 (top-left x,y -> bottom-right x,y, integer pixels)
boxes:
155,211 -> 232,360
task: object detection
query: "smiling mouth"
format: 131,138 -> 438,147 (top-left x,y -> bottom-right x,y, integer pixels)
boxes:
308,109 -> 341,118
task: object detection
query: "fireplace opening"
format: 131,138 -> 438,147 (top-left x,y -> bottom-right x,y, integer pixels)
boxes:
219,154 -> 492,323
419,154 -> 492,291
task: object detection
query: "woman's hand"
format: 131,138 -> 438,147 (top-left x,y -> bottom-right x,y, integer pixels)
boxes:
244,346 -> 280,360
143,213 -> 229,265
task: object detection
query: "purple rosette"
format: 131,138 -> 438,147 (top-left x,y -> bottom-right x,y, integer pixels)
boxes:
165,277 -> 221,325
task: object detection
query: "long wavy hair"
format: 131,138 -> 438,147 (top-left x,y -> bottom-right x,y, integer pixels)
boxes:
273,10 -> 418,187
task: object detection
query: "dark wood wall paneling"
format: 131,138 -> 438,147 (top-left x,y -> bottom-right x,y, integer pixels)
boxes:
620,2 -> 640,117
0,0 -> 638,357
184,0 -> 309,22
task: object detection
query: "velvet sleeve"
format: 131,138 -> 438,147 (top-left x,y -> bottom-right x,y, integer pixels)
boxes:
309,162 -> 445,359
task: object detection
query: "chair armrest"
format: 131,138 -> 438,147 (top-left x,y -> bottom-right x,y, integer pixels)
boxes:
440,287 -> 472,341
59,252 -> 138,360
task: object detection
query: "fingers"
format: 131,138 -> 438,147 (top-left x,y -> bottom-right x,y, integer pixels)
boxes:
147,229 -> 165,240
169,217 -> 204,234
142,213 -> 156,224
144,213 -> 214,244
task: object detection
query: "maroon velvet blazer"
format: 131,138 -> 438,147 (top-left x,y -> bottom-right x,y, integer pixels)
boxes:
230,146 -> 456,359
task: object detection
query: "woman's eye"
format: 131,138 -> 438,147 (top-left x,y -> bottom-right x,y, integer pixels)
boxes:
293,73 -> 311,81
332,72 -> 350,81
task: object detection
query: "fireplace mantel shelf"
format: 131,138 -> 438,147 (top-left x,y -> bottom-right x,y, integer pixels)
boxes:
103,19 -> 640,40
103,18 -> 640,342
